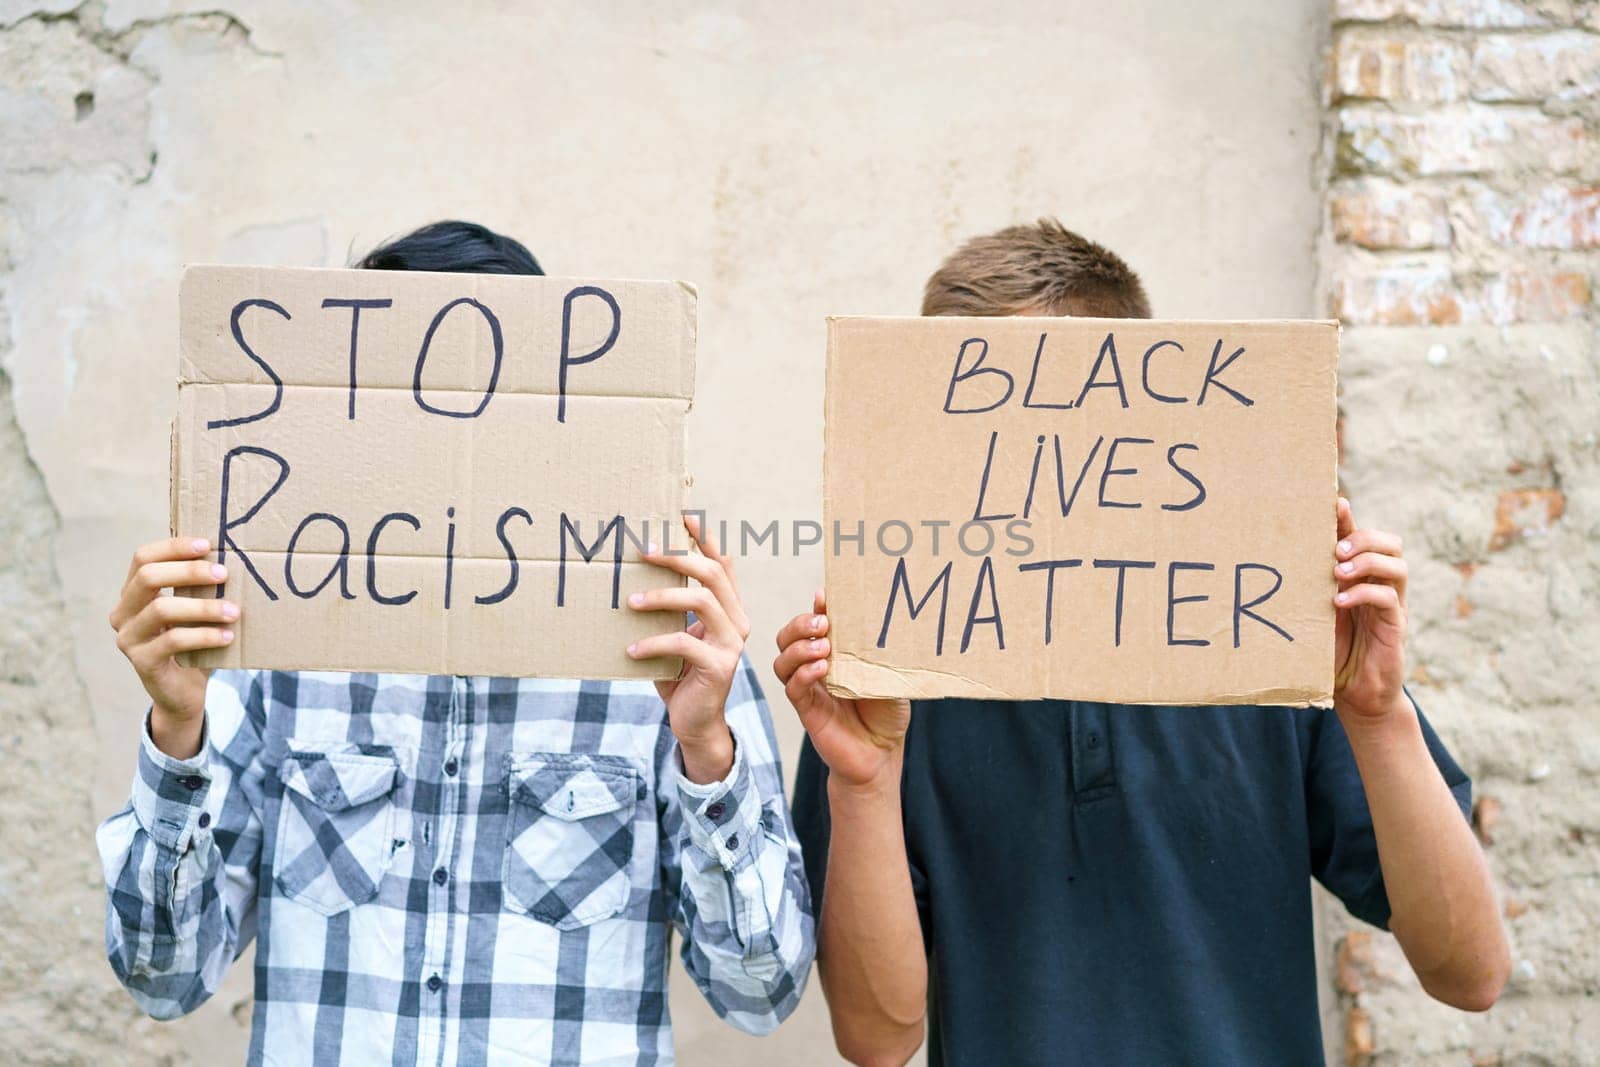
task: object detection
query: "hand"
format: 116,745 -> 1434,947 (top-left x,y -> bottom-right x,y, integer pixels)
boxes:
626,514 -> 749,784
774,589 -> 911,790
1333,497 -> 1409,720
109,537 -> 236,758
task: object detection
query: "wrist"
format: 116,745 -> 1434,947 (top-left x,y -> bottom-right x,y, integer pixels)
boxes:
827,749 -> 904,807
677,723 -> 735,785
1336,690 -> 1414,728
149,705 -> 206,761
1338,694 -> 1421,750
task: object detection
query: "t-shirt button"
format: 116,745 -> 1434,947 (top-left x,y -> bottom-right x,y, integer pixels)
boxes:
426,974 -> 441,993
197,812 -> 212,829
433,867 -> 448,886
706,802 -> 726,820
180,775 -> 205,791
725,833 -> 739,851
444,758 -> 458,777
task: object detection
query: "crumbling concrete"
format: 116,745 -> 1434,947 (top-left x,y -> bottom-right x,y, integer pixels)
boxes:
1321,1 -> 1600,1063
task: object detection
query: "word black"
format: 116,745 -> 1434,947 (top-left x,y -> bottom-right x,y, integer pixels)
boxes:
944,331 -> 1254,415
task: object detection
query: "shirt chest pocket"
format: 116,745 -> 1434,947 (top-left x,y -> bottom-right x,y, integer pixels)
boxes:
502,753 -> 641,931
273,742 -> 403,917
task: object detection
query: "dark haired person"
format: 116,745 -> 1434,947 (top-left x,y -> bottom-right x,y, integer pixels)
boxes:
776,220 -> 1508,1066
98,221 -> 813,1065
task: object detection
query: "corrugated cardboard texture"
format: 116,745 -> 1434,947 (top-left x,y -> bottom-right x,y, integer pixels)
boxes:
173,266 -> 694,678
824,316 -> 1338,705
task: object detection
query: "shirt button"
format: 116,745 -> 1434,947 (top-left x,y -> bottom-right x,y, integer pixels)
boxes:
444,758 -> 459,777
706,802 -> 726,820
197,812 -> 212,829
725,833 -> 739,851
433,867 -> 448,886
426,974 -> 441,993
180,775 -> 205,791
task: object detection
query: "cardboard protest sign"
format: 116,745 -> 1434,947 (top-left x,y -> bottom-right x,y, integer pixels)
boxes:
173,265 -> 694,678
823,317 -> 1338,706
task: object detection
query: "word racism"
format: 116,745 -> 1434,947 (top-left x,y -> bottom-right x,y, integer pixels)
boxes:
822,316 -> 1338,705
172,266 -> 695,679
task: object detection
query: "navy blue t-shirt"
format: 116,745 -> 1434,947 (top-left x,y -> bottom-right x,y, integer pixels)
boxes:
792,699 -> 1471,1066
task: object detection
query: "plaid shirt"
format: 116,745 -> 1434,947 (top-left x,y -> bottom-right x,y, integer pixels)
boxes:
96,661 -> 814,1065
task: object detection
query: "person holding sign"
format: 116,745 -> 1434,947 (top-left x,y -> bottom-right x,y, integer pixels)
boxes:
96,222 -> 814,1064
778,220 -> 1508,1066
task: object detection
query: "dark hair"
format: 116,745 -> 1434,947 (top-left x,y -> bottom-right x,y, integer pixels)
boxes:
922,217 -> 1150,318
355,220 -> 544,275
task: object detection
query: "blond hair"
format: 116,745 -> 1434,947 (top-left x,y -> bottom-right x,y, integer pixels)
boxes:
922,218 -> 1151,318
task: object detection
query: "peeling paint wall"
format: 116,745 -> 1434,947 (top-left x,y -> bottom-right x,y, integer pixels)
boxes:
1319,1 -> 1600,1064
1,2 -> 1329,1063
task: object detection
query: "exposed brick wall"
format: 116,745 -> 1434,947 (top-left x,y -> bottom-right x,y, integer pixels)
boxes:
1321,1 -> 1600,1063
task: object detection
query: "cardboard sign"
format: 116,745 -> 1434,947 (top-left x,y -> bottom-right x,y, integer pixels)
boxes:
173,265 -> 694,678
823,316 -> 1338,706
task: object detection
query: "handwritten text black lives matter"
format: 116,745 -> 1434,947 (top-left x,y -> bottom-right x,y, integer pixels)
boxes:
872,329 -> 1301,657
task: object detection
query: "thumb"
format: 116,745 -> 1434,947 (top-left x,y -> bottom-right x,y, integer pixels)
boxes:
786,659 -> 835,725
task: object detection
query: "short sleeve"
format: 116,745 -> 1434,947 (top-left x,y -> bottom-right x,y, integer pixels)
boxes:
1305,692 -> 1472,929
790,737 -> 832,913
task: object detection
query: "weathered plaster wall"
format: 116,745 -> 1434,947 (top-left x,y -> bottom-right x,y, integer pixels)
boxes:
1320,1 -> 1600,1064
3,1 -> 1333,1063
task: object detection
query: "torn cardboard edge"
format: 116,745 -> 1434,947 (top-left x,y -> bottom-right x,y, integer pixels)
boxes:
824,650 -> 1333,708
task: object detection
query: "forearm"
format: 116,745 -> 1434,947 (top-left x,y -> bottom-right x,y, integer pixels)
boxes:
820,754 -> 927,1066
677,835 -> 814,1033
673,725 -> 814,1034
1343,700 -> 1508,1009
97,720 -> 238,1018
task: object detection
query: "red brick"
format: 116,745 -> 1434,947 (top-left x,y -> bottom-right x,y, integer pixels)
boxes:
1336,931 -> 1375,994
1475,185 -> 1600,249
1331,182 -> 1452,249
1346,1005 -> 1374,1067
1333,34 -> 1464,102
1473,795 -> 1503,844
1335,0 -> 1552,28
1330,264 -> 1463,325
1478,271 -> 1590,324
1330,268 -> 1587,325
1489,488 -> 1566,550
1337,107 -> 1588,177
1472,32 -> 1600,102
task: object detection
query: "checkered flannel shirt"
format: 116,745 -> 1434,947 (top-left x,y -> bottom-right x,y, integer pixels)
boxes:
96,661 -> 814,1065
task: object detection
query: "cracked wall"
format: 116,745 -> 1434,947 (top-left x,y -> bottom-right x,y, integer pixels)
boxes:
1318,2 -> 1600,1064
0,2 -> 1331,1062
